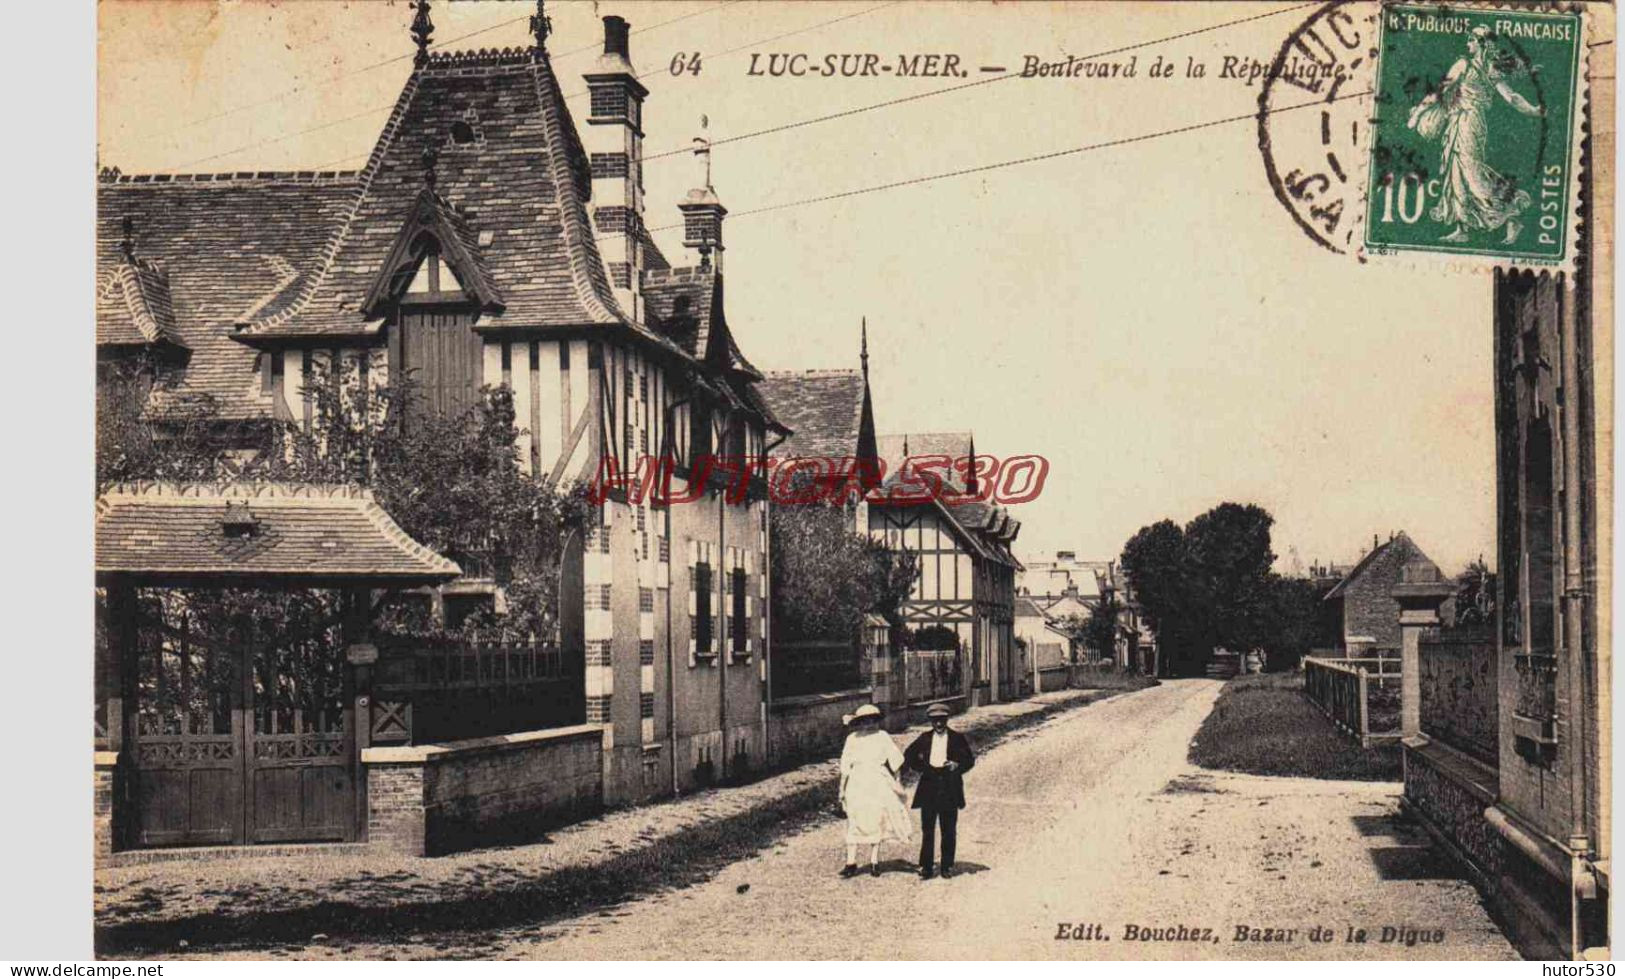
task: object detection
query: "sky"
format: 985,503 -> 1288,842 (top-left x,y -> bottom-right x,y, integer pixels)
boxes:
97,0 -> 1499,576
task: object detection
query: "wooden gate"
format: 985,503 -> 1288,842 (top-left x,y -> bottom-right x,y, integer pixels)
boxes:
128,595 -> 355,848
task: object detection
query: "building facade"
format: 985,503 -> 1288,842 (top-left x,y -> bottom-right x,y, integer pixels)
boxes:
871,433 -> 1021,706
95,6 -> 786,851
1402,267 -> 1610,955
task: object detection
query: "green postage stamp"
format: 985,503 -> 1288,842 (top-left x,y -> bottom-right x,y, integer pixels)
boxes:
1363,3 -> 1585,267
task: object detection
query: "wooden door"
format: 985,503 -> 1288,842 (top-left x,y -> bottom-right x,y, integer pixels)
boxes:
130,604 -> 244,847
246,635 -> 354,843
399,306 -> 480,421
129,596 -> 357,848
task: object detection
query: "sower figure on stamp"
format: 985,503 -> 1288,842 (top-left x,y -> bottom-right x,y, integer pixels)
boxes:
904,702 -> 975,880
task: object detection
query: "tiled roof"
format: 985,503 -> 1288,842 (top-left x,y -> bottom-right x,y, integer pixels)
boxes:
642,267 -> 714,359
758,370 -> 868,460
1014,596 -> 1048,618
1323,531 -> 1430,600
96,174 -> 361,419
871,430 -> 1021,568
95,482 -> 461,584
96,45 -> 774,426
238,49 -> 621,339
96,256 -> 184,349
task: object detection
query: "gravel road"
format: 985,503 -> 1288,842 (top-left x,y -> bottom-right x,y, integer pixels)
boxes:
285,678 -> 1515,960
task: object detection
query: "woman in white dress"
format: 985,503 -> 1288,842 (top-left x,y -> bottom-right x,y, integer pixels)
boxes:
837,703 -> 912,878
1407,25 -> 1545,244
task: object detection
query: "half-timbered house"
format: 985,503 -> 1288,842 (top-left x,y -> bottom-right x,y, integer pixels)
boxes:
95,4 -> 784,850
870,433 -> 1021,707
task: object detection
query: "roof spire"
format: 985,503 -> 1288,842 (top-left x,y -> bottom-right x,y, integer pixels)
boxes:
411,0 -> 434,68
860,317 -> 869,381
966,432 -> 979,494
120,216 -> 136,262
530,0 -> 550,57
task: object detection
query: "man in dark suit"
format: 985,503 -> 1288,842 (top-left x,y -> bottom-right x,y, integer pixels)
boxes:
903,702 -> 975,879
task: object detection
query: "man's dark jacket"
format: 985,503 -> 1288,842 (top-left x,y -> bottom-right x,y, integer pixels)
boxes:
903,728 -> 975,810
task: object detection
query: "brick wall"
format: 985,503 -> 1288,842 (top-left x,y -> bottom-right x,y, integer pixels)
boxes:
364,725 -> 603,856
1341,547 -> 1407,649
93,757 -> 116,861
366,763 -> 427,856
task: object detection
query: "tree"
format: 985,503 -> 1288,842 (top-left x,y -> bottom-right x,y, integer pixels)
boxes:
1121,518 -> 1198,674
1258,574 -> 1325,671
1120,503 -> 1279,676
1454,557 -> 1496,631
96,356 -> 593,641
770,500 -> 917,643
1082,592 -> 1124,662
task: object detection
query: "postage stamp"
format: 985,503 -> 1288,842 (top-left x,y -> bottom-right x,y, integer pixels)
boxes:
1361,3 -> 1586,267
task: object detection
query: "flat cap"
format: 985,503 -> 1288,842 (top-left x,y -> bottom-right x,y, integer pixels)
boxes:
926,703 -> 952,718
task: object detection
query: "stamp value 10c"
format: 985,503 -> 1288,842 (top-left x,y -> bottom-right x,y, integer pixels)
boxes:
1363,3 -> 1584,267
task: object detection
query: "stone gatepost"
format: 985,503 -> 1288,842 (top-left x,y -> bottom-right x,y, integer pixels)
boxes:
1391,557 -> 1455,739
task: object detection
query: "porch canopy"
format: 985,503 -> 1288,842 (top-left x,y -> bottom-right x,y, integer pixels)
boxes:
95,481 -> 461,588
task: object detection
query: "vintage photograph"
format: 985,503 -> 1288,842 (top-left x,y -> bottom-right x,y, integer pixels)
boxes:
69,0 -> 1615,962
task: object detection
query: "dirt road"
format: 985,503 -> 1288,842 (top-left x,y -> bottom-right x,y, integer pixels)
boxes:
438,679 -> 1517,960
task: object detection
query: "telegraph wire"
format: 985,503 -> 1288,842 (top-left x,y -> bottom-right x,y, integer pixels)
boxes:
642,0 -> 1322,162
633,88 -> 1374,234
164,1 -> 1320,175
136,2 -> 735,153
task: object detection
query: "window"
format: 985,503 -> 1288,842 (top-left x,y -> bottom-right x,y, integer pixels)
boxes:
449,121 -> 475,145
731,568 -> 747,654
690,403 -> 713,468
694,562 -> 714,653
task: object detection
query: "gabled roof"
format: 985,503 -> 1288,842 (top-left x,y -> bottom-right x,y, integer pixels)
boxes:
95,482 -> 462,585
1323,531 -> 1435,600
643,267 -> 714,360
358,185 -> 504,318
97,42 -> 786,429
235,48 -> 620,340
759,370 -> 870,460
97,255 -> 184,350
96,172 -> 360,418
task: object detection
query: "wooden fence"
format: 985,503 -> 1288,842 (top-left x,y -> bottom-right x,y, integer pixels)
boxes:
1303,655 -> 1402,747
372,636 -> 583,744
903,648 -> 964,704
772,639 -> 863,699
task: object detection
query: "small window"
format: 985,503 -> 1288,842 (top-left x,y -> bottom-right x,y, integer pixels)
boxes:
731,568 -> 747,653
694,562 -> 714,653
450,121 -> 475,145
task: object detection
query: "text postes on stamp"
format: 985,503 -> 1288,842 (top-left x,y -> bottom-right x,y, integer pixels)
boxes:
1363,3 -> 1584,267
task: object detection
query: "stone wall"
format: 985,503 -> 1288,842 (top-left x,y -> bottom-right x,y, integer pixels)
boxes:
1402,740 -> 1502,880
364,724 -> 603,856
768,688 -> 873,768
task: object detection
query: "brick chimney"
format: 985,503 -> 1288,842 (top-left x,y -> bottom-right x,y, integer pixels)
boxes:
678,119 -> 726,272
584,15 -> 648,321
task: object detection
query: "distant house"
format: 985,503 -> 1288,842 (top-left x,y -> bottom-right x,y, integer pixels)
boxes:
1322,532 -> 1453,653
1014,595 -> 1073,692
1018,552 -> 1154,672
